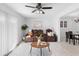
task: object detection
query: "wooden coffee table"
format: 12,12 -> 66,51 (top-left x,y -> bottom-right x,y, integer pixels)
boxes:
30,42 -> 50,56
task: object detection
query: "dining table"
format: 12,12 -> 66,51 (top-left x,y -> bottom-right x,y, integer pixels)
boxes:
30,42 -> 50,56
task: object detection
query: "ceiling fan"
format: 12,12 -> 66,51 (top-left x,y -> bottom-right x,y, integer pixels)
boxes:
25,3 -> 52,14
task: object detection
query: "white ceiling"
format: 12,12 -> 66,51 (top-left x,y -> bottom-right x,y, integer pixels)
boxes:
5,3 -> 73,18
1,3 -> 79,19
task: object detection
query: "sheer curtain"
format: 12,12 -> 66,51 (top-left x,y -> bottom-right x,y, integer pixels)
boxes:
0,21 -> 2,55
0,11 -> 18,55
0,15 -> 3,55
0,12 -> 7,55
7,15 -> 18,52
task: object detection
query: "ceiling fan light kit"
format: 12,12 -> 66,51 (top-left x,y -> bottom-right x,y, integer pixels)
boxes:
25,3 -> 52,14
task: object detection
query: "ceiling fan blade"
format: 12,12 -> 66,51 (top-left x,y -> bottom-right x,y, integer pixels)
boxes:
42,7 -> 52,9
32,9 -> 37,13
25,5 -> 36,8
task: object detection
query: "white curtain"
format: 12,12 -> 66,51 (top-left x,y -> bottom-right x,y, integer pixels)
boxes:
0,12 -> 7,55
0,11 -> 18,55
0,18 -> 3,55
7,15 -> 18,51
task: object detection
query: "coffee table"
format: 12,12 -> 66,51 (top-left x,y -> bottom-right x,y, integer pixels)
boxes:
30,42 -> 50,56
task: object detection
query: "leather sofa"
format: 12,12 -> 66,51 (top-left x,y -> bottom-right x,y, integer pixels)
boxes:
32,29 -> 57,42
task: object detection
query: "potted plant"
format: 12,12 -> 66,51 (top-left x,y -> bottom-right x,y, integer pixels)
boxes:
21,24 -> 28,36
21,24 -> 28,31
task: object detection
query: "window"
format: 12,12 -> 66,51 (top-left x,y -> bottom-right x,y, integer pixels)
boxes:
60,21 -> 63,28
64,21 -> 67,28
60,21 -> 67,28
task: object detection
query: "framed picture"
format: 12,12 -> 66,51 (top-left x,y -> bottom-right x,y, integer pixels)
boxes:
32,21 -> 43,29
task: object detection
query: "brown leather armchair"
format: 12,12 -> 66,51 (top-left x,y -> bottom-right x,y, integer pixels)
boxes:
45,29 -> 57,42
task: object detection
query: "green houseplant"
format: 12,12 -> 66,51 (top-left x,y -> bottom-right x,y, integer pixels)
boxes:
21,24 -> 28,41
21,24 -> 28,31
21,24 -> 28,36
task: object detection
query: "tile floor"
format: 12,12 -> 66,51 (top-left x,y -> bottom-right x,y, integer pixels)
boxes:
9,42 -> 79,56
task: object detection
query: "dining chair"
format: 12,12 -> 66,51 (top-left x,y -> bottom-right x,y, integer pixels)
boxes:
74,35 -> 79,44
65,32 -> 69,42
68,31 -> 73,44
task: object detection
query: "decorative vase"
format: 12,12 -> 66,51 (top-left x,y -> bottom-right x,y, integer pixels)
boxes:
36,34 -> 42,46
37,38 -> 41,46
